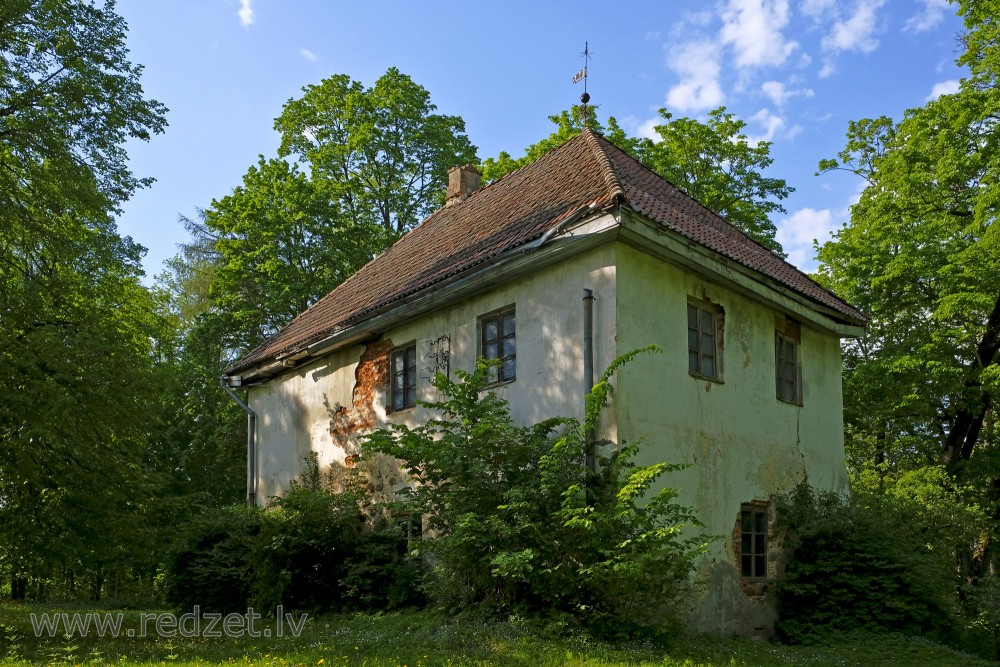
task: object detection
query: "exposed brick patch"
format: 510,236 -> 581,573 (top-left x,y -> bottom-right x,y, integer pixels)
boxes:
329,339 -> 393,448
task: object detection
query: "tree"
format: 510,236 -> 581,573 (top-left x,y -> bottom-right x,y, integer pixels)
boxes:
636,107 -> 790,255
274,67 -> 478,237
479,106 -> 791,254
204,157 -> 365,352
0,0 -> 168,597
815,92 -> 999,477
813,0 -> 1000,626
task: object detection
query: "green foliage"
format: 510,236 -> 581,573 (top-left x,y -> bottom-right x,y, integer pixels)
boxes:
162,505 -> 263,614
204,157 -> 373,351
479,106 -> 790,254
636,107 -> 790,255
163,461 -> 422,615
4,604 -> 998,667
0,0 -> 170,599
773,482 -> 962,646
275,67 -> 479,236
362,347 -> 708,637
815,4 -> 1000,642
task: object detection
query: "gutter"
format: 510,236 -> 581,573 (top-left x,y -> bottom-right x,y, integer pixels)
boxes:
219,377 -> 257,507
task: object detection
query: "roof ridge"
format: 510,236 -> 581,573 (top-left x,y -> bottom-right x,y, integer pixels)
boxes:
581,128 -> 624,203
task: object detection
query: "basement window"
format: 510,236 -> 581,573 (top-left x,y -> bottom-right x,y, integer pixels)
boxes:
480,307 -> 516,384
740,504 -> 768,580
688,299 -> 723,381
390,343 -> 417,411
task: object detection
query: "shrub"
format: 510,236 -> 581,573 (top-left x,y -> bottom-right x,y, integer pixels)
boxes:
162,504 -> 263,613
163,458 -> 423,614
773,482 -> 959,645
362,347 -> 708,638
254,460 -> 423,612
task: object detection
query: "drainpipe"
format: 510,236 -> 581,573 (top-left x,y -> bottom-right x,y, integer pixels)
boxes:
220,377 -> 257,507
583,289 -> 596,473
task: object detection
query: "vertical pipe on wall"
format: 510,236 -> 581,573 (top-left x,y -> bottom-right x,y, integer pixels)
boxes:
220,377 -> 257,506
583,289 -> 595,473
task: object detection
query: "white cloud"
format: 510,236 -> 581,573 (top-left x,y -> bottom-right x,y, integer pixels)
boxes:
818,60 -> 837,78
776,207 -> 839,269
238,0 -> 254,27
665,40 -> 725,112
761,80 -> 814,107
905,0 -> 950,32
719,0 -> 798,68
299,48 -> 318,62
926,79 -> 960,100
636,117 -> 659,140
748,108 -> 785,143
645,30 -> 662,40
801,0 -> 836,21
822,0 -> 885,54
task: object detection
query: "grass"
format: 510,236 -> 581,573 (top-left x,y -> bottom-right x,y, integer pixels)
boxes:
0,602 -> 996,667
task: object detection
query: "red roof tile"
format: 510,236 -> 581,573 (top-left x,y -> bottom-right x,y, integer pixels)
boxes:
228,129 -> 863,376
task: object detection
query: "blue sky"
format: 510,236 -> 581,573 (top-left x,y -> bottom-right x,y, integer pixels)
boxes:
116,0 -> 966,278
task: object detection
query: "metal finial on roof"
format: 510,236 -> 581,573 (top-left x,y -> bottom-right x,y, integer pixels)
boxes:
572,42 -> 591,127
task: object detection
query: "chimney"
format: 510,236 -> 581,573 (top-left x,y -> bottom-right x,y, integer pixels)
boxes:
445,165 -> 481,206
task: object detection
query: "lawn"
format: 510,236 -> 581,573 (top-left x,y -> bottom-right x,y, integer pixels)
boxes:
0,603 -> 995,667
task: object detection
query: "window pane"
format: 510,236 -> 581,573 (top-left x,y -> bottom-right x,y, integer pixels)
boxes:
484,318 -> 498,343
688,305 -> 698,329
502,311 -> 515,335
701,309 -> 715,334
485,341 -> 498,360
703,356 -> 715,378
503,336 -> 516,357
754,510 -> 766,533
755,555 -> 766,577
405,386 -> 416,407
406,346 -> 416,368
741,511 -> 751,533
701,333 -> 714,354
688,329 -> 698,353
755,534 -> 766,554
742,534 -> 752,552
393,373 -> 404,392
741,555 -> 752,577
393,353 -> 404,372
503,357 -> 516,381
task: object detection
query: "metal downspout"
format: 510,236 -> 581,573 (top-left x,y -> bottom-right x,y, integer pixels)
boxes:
220,377 -> 257,507
583,289 -> 595,473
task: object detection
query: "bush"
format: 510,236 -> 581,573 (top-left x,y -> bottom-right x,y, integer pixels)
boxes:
773,482 -> 959,645
163,459 -> 423,614
254,460 -> 423,612
162,504 -> 263,613
362,348 -> 708,638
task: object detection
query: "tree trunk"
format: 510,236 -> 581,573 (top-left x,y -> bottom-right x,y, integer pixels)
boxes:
942,291 -> 1000,470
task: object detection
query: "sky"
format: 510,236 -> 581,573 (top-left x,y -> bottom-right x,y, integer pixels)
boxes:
115,0 -> 968,279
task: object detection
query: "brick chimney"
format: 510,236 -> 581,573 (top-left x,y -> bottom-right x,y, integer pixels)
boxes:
445,165 -> 482,206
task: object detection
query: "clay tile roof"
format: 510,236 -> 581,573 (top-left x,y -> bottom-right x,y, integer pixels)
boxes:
228,128 -> 863,376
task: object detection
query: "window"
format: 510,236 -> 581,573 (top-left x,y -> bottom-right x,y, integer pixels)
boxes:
775,330 -> 801,404
740,505 -> 768,579
390,344 -> 417,411
688,300 -> 722,380
481,308 -> 515,383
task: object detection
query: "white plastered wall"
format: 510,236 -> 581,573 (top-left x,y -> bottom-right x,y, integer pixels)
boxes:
613,241 -> 850,636
247,243 -> 619,502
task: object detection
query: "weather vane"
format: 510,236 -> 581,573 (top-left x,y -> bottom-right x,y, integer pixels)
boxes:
572,42 -> 591,127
